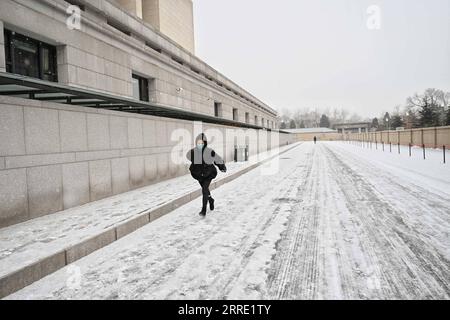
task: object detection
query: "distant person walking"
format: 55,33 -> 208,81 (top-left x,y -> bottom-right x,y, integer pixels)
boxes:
314,136 -> 317,144
186,133 -> 227,217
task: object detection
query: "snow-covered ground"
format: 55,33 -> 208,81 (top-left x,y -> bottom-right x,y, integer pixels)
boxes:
0,143 -> 297,282
6,142 -> 450,300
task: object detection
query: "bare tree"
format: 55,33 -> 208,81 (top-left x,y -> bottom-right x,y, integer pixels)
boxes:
407,88 -> 448,127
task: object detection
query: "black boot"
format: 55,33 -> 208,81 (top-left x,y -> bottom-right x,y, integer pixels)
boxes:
199,195 -> 208,216
209,196 -> 215,211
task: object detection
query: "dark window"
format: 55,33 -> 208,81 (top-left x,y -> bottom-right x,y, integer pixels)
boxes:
132,74 -> 149,102
40,44 -> 58,82
5,30 -> 11,71
4,29 -> 58,82
214,102 -> 222,117
233,108 -> 238,121
245,112 -> 250,124
64,0 -> 85,11
255,115 -> 258,125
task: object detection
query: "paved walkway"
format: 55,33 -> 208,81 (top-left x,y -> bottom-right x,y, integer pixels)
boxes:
6,142 -> 449,299
0,143 -> 299,294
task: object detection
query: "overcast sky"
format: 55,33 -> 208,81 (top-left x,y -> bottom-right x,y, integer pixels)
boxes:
193,0 -> 450,118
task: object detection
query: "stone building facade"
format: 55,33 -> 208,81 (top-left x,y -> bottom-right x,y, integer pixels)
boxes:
0,0 -> 290,227
0,0 -> 279,128
116,0 -> 196,54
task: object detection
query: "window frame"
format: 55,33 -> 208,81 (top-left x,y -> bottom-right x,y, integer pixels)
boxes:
4,29 -> 58,82
4,29 -> 12,71
132,74 -> 150,102
214,102 -> 222,118
232,108 -> 239,121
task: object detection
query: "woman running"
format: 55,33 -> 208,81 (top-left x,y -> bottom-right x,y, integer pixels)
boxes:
186,133 -> 227,216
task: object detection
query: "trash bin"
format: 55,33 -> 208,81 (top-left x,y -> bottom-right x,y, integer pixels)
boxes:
234,145 -> 249,162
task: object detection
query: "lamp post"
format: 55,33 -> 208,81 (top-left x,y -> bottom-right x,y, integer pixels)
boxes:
385,115 -> 390,131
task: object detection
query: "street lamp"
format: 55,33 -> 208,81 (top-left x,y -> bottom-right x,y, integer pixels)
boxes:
385,115 -> 390,130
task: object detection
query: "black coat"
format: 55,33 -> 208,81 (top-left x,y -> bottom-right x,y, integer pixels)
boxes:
186,146 -> 226,181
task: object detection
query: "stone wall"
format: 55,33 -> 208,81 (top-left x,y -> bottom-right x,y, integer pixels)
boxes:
0,96 -> 294,228
116,0 -> 195,53
292,132 -> 343,142
157,0 -> 195,54
345,126 -> 450,148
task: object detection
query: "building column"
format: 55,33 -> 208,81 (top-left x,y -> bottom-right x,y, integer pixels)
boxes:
116,0 -> 142,19
0,21 -> 5,72
141,0 -> 160,30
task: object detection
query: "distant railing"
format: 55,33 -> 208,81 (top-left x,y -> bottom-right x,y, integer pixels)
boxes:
343,126 -> 450,149
345,139 -> 448,164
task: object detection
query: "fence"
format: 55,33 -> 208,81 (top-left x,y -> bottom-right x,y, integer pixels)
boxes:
344,126 -> 450,149
345,138 -> 448,164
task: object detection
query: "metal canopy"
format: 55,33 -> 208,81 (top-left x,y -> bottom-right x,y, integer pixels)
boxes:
0,72 -> 287,132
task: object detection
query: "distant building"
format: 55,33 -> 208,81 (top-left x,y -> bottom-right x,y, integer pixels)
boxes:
284,128 -> 337,134
333,122 -> 371,134
285,128 -> 340,141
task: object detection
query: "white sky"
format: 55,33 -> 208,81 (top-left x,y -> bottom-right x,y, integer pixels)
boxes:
193,0 -> 450,118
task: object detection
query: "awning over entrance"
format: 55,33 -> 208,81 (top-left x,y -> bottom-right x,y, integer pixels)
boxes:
0,72 -> 286,132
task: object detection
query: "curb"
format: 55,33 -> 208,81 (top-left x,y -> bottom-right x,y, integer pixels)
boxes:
0,142 -> 302,299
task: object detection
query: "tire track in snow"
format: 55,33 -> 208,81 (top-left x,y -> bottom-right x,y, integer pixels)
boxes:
322,143 -> 450,299
330,143 -> 450,246
266,142 -> 449,299
328,144 -> 450,267
266,146 -> 320,299
267,144 -> 371,299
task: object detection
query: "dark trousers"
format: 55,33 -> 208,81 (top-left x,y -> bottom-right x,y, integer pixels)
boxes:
198,178 -> 212,209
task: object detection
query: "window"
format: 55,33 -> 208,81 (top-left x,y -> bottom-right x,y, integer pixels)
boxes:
64,0 -> 85,11
245,112 -> 250,124
5,30 -> 11,71
4,29 -> 58,82
132,74 -> 149,102
214,102 -> 222,118
261,118 -> 265,127
233,108 -> 239,121
255,115 -> 258,125
267,119 -> 270,128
